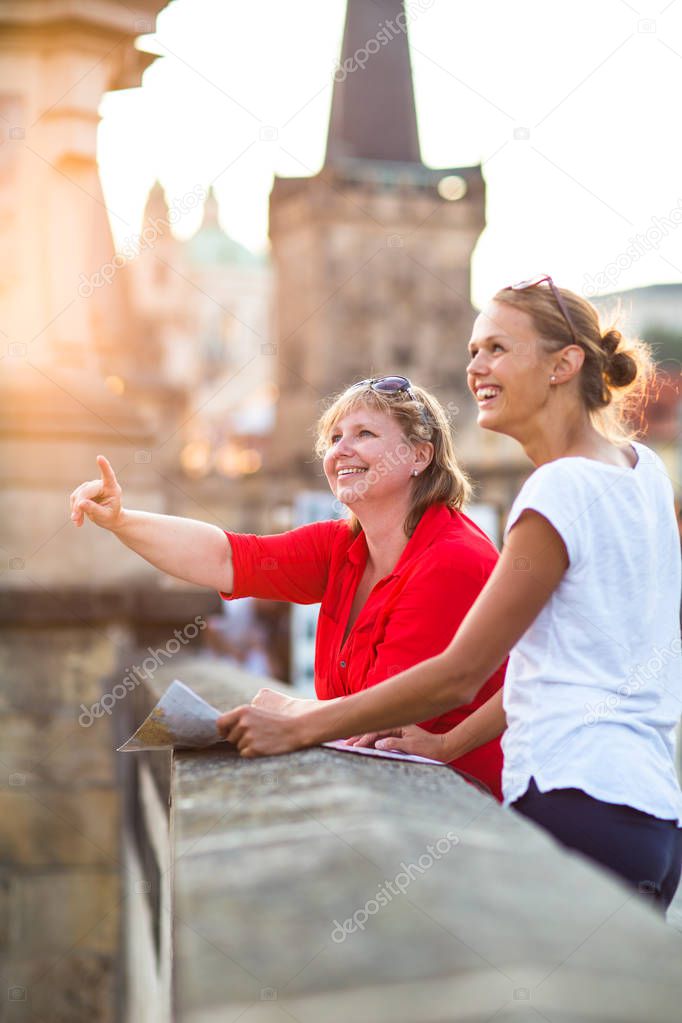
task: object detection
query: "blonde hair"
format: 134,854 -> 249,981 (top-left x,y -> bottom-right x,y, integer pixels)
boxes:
315,381 -> 471,538
492,284 -> 654,440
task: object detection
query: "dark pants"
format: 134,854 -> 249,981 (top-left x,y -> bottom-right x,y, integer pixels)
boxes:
512,778 -> 682,911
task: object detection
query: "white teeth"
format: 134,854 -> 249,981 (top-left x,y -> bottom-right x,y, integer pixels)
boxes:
476,386 -> 501,401
337,467 -> 367,476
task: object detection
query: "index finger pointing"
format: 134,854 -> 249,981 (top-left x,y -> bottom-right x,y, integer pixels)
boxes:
96,455 -> 117,486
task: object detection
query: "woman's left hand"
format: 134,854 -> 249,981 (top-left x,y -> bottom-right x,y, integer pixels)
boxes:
344,730 -> 404,748
374,724 -> 450,762
217,705 -> 305,757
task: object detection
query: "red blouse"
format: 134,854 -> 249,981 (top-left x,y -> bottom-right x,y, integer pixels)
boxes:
223,504 -> 505,799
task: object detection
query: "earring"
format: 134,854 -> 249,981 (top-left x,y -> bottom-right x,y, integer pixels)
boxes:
412,470 -> 419,477
550,375 -> 557,384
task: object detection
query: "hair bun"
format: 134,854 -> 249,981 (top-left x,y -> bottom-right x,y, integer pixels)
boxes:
600,327 -> 637,388
605,350 -> 638,388
601,327 -> 622,355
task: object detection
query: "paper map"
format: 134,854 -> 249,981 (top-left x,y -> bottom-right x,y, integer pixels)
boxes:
118,679 -> 226,752
118,679 -> 445,767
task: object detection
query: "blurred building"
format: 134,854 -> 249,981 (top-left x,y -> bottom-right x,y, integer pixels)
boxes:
268,0 -> 486,487
125,182 -> 275,479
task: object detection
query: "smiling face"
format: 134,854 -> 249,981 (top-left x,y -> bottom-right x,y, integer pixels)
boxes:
467,300 -> 560,438
322,403 -> 424,509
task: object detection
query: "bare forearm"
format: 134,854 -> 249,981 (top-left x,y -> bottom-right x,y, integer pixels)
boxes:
288,695 -> 344,717
253,688 -> 346,717
300,652 -> 473,745
442,689 -> 506,760
112,510 -> 232,591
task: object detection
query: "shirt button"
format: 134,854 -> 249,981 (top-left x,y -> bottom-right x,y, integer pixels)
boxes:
340,660 -> 346,668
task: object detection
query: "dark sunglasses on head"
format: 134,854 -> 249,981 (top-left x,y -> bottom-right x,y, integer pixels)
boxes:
506,274 -> 579,345
351,375 -> 417,400
349,376 -> 432,429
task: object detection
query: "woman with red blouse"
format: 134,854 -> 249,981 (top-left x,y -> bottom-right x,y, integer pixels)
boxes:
69,377 -> 506,798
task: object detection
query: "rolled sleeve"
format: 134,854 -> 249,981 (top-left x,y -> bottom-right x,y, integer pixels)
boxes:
221,520 -> 345,604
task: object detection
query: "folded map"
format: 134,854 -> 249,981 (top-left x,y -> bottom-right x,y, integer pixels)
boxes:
117,679 -> 445,767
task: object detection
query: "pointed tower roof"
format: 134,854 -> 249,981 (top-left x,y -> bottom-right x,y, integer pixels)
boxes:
186,187 -> 262,267
202,186 -> 220,228
143,180 -> 170,221
326,0 -> 421,166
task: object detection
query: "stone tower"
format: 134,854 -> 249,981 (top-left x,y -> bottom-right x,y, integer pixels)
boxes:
268,0 -> 485,478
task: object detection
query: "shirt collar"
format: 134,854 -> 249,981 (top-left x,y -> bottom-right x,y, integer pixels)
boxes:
346,503 -> 455,573
347,527 -> 369,567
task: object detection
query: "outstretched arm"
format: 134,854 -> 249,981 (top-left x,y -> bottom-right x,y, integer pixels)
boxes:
218,510 -> 568,755
70,456 -> 233,592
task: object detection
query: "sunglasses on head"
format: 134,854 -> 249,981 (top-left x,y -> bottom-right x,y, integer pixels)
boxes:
506,274 -> 579,345
349,376 -> 433,429
350,375 -> 418,400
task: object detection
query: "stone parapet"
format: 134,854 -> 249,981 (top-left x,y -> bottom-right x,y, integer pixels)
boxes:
125,655 -> 682,1023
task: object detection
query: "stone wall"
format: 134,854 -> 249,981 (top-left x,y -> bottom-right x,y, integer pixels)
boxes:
125,655 -> 682,1023
268,163 -> 485,482
0,589 -> 218,1021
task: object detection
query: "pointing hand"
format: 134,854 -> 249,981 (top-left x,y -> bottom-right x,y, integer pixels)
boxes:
70,455 -> 123,530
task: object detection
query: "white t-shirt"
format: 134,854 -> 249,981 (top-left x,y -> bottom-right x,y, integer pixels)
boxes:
502,441 -> 682,824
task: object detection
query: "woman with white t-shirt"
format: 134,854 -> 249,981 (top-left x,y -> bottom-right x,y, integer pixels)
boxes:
219,276 -> 682,910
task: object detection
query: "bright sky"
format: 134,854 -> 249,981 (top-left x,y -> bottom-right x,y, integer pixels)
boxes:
98,0 -> 682,308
